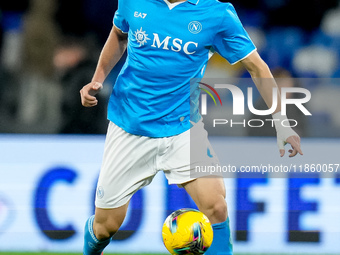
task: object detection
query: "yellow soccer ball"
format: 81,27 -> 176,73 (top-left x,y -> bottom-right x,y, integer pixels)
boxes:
162,208 -> 213,255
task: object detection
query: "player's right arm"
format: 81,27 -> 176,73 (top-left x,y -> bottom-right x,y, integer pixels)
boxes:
241,51 -> 303,157
80,26 -> 128,107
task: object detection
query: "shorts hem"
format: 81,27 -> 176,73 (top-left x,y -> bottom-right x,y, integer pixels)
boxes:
167,176 -> 197,186
95,197 -> 130,209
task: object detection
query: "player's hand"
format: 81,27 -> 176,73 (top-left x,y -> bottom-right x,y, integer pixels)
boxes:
80,81 -> 103,107
272,112 -> 303,158
278,135 -> 303,158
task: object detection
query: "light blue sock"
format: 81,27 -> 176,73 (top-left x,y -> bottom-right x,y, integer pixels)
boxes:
205,218 -> 233,255
83,215 -> 111,255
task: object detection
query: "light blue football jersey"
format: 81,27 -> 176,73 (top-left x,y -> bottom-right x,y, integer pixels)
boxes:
108,0 -> 256,137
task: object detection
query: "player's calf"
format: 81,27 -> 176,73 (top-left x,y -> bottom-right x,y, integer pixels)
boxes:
83,204 -> 129,254
83,215 -> 111,255
199,198 -> 233,254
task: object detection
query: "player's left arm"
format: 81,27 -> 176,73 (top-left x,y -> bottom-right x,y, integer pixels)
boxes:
240,51 -> 303,157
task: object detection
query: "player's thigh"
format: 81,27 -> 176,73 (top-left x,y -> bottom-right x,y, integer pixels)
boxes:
163,119 -> 219,184
95,121 -> 157,209
93,202 -> 129,238
182,177 -> 227,224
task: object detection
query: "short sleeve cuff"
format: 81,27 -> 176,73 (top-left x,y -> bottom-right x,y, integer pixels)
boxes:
229,47 -> 257,65
113,12 -> 129,34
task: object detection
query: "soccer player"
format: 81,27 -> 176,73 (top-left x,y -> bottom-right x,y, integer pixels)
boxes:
80,0 -> 303,254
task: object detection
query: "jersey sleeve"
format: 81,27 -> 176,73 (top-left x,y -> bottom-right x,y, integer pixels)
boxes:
113,0 -> 129,33
212,4 -> 256,65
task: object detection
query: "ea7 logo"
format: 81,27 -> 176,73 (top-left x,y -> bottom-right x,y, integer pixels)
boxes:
134,11 -> 147,19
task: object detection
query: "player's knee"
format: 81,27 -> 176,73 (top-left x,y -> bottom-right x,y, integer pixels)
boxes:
94,220 -> 120,240
201,198 -> 228,224
211,199 -> 228,222
93,205 -> 128,240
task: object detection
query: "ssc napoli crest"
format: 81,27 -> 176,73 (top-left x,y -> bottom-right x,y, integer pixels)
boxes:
188,21 -> 202,34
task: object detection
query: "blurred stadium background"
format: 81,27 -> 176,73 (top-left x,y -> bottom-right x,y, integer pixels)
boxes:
0,0 -> 340,254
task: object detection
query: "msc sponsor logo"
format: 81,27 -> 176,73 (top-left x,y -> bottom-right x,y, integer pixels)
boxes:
134,27 -> 151,46
151,33 -> 198,55
133,27 -> 199,55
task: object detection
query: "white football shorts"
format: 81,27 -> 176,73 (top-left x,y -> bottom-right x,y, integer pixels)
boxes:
95,120 -> 219,209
